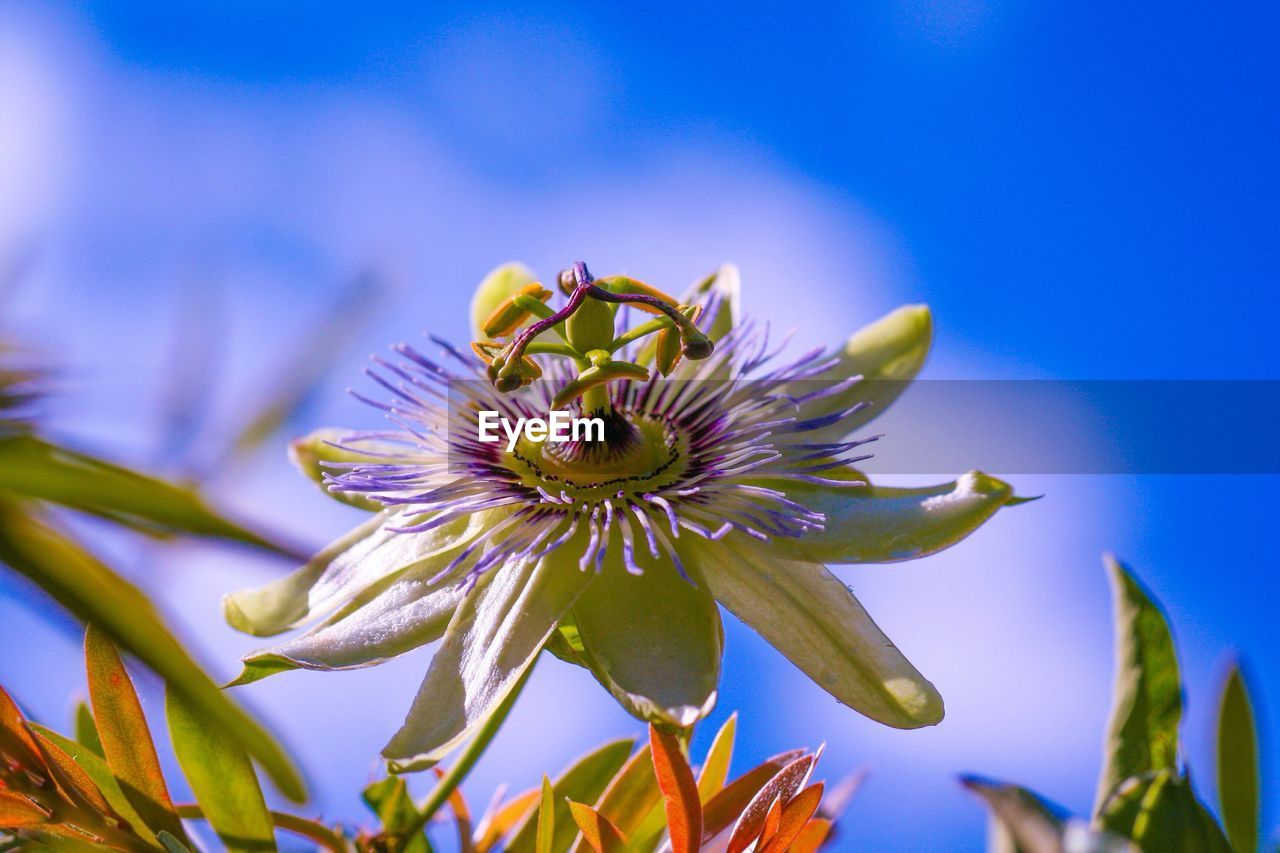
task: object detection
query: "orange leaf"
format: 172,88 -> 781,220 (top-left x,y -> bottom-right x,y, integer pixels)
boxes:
788,817 -> 833,853
726,753 -> 815,853
433,765 -> 475,853
755,797 -> 784,849
84,624 -> 186,843
0,790 -> 48,826
648,726 -> 702,853
761,783 -> 825,853
586,744 -> 661,841
567,800 -> 629,853
701,749 -> 805,841
28,726 -> 115,818
0,684 -> 44,771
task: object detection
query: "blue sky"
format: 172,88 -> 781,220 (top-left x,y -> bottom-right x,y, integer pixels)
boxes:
0,2 -> 1276,849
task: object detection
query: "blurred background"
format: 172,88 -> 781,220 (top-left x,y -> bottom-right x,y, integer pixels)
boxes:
0,2 -> 1276,849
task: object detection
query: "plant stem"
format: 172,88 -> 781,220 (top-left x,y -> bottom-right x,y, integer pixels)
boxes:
402,658 -> 538,841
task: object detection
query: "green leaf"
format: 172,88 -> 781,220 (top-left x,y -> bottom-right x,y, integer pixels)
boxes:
1093,555 -> 1182,817
697,713 -> 737,804
85,624 -> 188,846
0,434 -> 292,555
1216,662 -> 1259,853
471,262 -> 539,339
958,776 -> 1066,853
1096,769 -> 1230,852
167,685 -> 277,852
0,506 -> 306,801
508,739 -> 635,853
72,701 -> 103,758
536,776 -> 555,853
575,744 -> 661,851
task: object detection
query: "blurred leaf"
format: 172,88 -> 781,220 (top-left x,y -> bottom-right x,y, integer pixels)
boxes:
566,801 -> 627,853
73,701 -> 104,759
726,753 -> 815,853
1093,555 -> 1182,816
156,831 -> 193,853
28,723 -> 153,839
696,714 -> 737,804
959,776 -> 1067,853
166,685 -> 277,853
536,776 -> 555,853
576,744 -> 660,851
1096,769 -> 1229,852
508,740 -> 633,853
0,508 -> 306,801
0,434 -> 293,556
474,788 -> 539,852
224,268 -> 386,463
1216,662 -> 1259,853
649,727 -> 702,853
85,625 -> 187,845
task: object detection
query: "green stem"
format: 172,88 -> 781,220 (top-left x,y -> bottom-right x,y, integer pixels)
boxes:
402,658 -> 539,841
523,342 -> 581,359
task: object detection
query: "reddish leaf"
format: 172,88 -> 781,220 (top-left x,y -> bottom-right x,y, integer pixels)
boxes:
761,783 -> 825,853
726,753 -> 815,853
0,684 -> 44,771
701,750 -> 805,841
567,801 -> 628,853
755,797 -> 784,849
649,726 -> 703,853
84,625 -> 186,843
28,726 -> 115,818
0,790 -> 48,825
788,818 -> 833,853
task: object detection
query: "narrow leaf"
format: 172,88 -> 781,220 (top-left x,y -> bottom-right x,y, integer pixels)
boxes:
649,726 -> 702,853
157,831 -> 194,853
0,790 -> 48,825
73,701 -> 104,758
579,744 -> 660,848
167,685 -> 277,852
726,754 -> 815,853
0,684 -> 45,771
566,801 -> 627,853
696,713 -> 736,804
536,776 -> 555,853
1093,555 -> 1183,816
28,727 -> 116,822
0,435 -> 292,555
1216,663 -> 1259,853
85,625 -> 187,844
787,818 -> 832,853
701,750 -> 806,841
0,508 -> 306,800
508,740 -> 633,853
28,723 -> 153,836
473,788 -> 539,852
1097,769 -> 1230,853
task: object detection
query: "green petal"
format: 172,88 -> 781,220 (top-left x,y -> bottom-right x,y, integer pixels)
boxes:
223,510 -> 487,637
795,304 -> 932,441
681,533 -> 942,728
381,546 -> 594,772
571,552 -> 722,727
470,262 -> 538,339
766,469 -> 1016,564
232,559 -> 472,684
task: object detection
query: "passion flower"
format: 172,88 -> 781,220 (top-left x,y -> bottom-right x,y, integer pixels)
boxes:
225,261 -> 1021,772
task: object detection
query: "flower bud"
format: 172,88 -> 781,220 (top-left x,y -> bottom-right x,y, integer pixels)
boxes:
481,282 -> 553,338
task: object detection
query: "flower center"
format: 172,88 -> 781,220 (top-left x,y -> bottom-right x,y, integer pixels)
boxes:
506,408 -> 689,503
